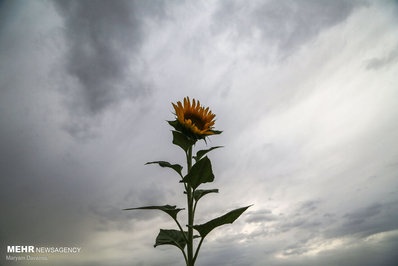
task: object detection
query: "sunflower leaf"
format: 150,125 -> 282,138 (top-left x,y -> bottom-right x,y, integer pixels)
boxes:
182,156 -> 214,189
167,120 -> 185,132
194,146 -> 224,162
154,229 -> 187,250
192,205 -> 252,238
172,131 -> 195,152
146,161 -> 183,177
209,130 -> 222,135
123,205 -> 184,220
194,189 -> 219,202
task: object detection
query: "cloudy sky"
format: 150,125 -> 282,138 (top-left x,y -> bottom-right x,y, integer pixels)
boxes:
1,0 -> 398,265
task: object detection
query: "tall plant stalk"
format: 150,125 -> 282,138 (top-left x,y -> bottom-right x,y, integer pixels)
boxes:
186,145 -> 194,265
124,97 -> 251,266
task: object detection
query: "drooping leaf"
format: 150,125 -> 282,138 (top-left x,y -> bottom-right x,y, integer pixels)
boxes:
154,229 -> 187,250
192,205 -> 252,238
168,120 -> 204,141
182,156 -> 214,189
172,131 -> 195,152
209,130 -> 222,135
194,146 -> 223,162
194,189 -> 219,202
123,205 -> 184,220
168,120 -> 184,132
146,161 -> 183,177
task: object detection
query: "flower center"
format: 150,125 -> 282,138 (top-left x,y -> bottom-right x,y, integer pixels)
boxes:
185,113 -> 206,130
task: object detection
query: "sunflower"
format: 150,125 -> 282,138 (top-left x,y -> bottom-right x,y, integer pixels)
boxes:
171,97 -> 217,137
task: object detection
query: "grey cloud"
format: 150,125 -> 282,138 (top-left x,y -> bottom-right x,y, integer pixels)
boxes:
198,243 -> 253,266
244,201 -> 398,263
269,232 -> 398,266
275,200 -> 323,231
90,185 -> 170,231
209,198 -> 398,263
236,201 -> 327,243
201,230 -> 397,266
297,199 -> 321,213
0,140 -> 96,245
212,0 -> 367,58
324,201 -> 398,241
1,1 -> 398,265
53,0 -> 167,114
278,217 -> 323,233
277,200 -> 398,241
246,209 -> 278,223
282,238 -> 313,256
365,48 -> 398,70
62,118 -> 99,141
270,200 -> 398,260
343,203 -> 382,225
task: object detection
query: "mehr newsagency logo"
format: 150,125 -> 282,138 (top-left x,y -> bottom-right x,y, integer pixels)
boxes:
6,245 -> 81,262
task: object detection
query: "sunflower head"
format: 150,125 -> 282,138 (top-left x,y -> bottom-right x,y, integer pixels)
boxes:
169,97 -> 221,140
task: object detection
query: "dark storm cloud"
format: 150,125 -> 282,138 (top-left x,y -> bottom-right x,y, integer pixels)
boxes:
1,0 -> 397,265
0,121 -> 97,247
53,0 -> 167,114
0,3 -> 96,248
212,0 -> 367,58
0,0 -> 164,251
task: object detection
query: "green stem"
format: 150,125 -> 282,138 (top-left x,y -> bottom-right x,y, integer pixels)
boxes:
174,218 -> 188,243
180,247 -> 188,265
187,145 -> 192,170
193,237 -> 204,264
186,146 -> 194,266
193,199 -> 198,216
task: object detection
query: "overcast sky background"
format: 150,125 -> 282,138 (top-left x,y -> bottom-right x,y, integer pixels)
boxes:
1,0 -> 398,265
